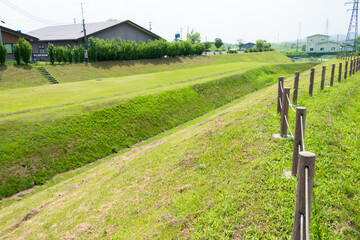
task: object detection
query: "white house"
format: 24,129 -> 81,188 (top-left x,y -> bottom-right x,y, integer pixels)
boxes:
306,34 -> 341,53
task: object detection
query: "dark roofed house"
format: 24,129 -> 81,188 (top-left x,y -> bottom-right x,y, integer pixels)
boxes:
242,42 -> 255,50
0,25 -> 38,61
27,20 -> 162,61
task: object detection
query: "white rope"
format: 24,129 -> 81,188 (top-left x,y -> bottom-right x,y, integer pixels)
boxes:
286,94 -> 297,113
300,214 -> 304,240
279,97 -> 282,110
280,83 -> 284,93
284,115 -> 294,137
305,167 -> 310,240
300,115 -> 305,151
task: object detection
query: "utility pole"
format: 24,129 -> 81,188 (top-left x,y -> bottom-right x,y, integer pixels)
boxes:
325,18 -> 329,35
148,22 -> 152,32
296,23 -> 301,52
81,3 -> 88,49
345,0 -> 359,51
74,18 -> 76,24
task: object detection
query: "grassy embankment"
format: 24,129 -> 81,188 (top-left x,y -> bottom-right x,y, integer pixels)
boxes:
0,51 -> 289,90
0,59 -> 358,239
0,60 -> 316,199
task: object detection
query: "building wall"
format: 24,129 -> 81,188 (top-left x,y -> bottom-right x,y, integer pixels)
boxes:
306,35 -> 342,53
1,30 -> 33,60
91,23 -> 157,42
32,40 -> 80,61
32,22 -> 157,61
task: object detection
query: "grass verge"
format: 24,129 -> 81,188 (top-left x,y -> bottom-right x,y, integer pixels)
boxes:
0,63 -> 315,199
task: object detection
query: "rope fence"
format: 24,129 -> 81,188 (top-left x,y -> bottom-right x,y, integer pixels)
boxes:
275,54 -> 359,239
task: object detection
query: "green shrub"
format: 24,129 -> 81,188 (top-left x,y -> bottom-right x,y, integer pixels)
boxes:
55,46 -> 64,64
47,43 -> 56,64
73,45 -> 79,63
66,44 -> 73,63
18,38 -> 32,64
0,44 -> 6,65
78,45 -> 85,62
13,43 -> 21,64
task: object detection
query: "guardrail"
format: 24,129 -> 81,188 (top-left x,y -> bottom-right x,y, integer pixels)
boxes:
276,54 -> 358,239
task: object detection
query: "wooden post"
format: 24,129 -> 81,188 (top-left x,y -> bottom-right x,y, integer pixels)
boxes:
280,87 -> 290,138
293,72 -> 300,104
320,66 -> 326,90
338,63 -> 342,83
292,107 -> 306,176
330,64 -> 335,87
309,68 -> 315,97
292,152 -> 316,240
350,60 -> 353,77
277,77 -> 284,114
353,58 -> 356,74
345,61 -> 348,79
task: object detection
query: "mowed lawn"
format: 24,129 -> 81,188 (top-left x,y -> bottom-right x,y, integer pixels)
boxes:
0,61 -> 275,115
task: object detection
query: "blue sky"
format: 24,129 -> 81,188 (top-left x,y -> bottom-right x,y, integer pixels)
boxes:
0,0 -> 352,43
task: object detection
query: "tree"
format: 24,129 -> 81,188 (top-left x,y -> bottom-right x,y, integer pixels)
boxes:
66,44 -> 73,63
18,38 -> 32,64
186,29 -> 201,44
0,44 -> 6,65
78,45 -> 85,62
236,39 -> 244,51
13,44 -> 21,64
255,40 -> 265,51
301,44 -> 306,52
214,38 -> 223,49
55,46 -> 64,64
47,43 -> 56,64
204,42 -> 212,51
73,45 -> 79,63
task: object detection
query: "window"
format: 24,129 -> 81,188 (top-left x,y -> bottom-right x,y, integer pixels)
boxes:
310,48 -> 314,51
320,47 -> 324,51
5,44 -> 13,54
331,47 -> 335,51
310,39 -> 314,42
321,39 -> 325,41
39,45 -> 45,54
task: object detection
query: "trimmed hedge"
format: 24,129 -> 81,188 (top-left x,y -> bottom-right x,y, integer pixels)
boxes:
88,37 -> 205,61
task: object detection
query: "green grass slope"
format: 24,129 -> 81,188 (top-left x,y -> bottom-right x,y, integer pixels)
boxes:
0,60 -> 358,239
0,52 -> 290,90
44,51 -> 291,83
0,63 -> 315,199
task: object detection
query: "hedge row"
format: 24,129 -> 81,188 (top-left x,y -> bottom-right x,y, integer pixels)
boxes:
88,37 -> 206,61
48,43 -> 85,64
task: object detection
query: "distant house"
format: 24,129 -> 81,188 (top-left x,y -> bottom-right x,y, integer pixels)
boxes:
0,25 -> 38,61
242,42 -> 255,50
306,34 -> 341,53
27,20 -> 162,61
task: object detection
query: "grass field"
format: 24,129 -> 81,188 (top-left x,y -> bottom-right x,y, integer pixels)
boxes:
0,52 -> 290,90
0,59 -> 358,239
0,62 -> 316,199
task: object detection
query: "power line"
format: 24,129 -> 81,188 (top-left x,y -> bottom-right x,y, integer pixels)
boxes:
0,0 -> 70,25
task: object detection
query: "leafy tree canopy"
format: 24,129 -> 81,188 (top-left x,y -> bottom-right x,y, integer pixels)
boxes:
186,29 -> 201,44
214,38 -> 223,49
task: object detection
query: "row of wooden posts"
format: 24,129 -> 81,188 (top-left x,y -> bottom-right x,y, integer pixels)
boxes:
276,57 -> 356,239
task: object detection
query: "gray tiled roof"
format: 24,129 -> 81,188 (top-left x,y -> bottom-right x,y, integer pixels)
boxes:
27,20 -> 127,41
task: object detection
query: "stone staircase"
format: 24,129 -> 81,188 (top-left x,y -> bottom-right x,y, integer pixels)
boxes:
38,67 -> 59,84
